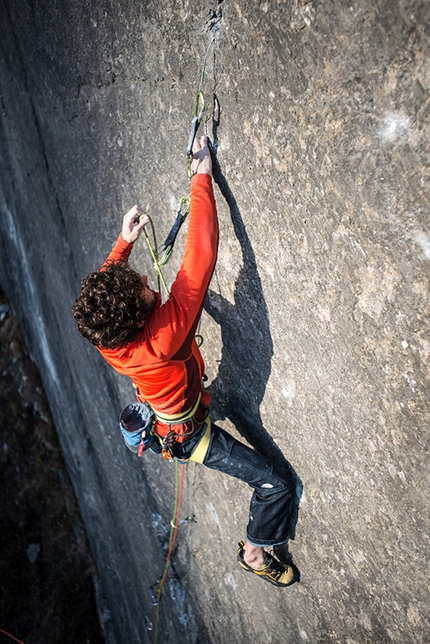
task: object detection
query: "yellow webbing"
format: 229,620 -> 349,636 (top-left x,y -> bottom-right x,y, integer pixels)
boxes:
153,393 -> 202,424
189,417 -> 211,464
151,392 -> 211,464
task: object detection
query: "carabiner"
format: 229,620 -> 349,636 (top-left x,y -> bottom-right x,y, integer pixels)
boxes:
193,89 -> 205,120
177,195 -> 191,218
186,90 -> 205,159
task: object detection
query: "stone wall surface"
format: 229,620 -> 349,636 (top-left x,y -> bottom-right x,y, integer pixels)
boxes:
0,0 -> 429,642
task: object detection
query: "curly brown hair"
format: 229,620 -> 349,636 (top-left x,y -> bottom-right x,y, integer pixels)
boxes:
72,261 -> 155,349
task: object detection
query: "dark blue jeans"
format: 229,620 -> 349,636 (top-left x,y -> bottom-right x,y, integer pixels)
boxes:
173,422 -> 295,547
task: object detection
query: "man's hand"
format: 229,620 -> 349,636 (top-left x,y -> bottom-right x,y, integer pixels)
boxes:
121,205 -> 149,244
190,136 -> 212,176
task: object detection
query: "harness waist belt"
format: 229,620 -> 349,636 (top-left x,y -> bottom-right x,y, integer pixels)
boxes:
153,392 -> 202,425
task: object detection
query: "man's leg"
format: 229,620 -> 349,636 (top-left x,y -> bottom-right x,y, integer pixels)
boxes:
241,542 -> 265,568
202,424 -> 296,561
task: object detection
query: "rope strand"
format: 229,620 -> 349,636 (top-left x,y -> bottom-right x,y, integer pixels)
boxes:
142,216 -> 170,298
146,44 -> 213,642
0,629 -> 26,644
150,461 -> 186,644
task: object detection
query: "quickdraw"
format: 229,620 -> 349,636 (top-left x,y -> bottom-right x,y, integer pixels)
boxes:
141,90 -> 205,300
156,195 -> 190,269
186,89 -> 205,176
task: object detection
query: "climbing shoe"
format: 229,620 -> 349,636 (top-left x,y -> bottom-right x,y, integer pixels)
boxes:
237,541 -> 299,588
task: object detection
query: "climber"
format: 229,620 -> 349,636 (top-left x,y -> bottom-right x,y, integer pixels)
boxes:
72,135 -> 299,587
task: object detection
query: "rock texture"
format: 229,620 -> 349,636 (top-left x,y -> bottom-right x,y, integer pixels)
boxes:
0,290 -> 110,644
0,1 -> 429,642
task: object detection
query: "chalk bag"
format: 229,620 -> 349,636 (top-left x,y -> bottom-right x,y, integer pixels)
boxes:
119,402 -> 154,456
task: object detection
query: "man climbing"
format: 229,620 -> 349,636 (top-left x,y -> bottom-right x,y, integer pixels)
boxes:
72,136 -> 299,587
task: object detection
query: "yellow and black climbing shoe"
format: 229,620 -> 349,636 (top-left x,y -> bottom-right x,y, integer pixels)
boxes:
237,541 -> 299,588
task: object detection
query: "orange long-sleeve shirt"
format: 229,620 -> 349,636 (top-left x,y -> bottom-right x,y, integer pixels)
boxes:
99,173 -> 218,438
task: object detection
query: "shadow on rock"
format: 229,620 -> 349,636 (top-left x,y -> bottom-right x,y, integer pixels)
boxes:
206,105 -> 302,541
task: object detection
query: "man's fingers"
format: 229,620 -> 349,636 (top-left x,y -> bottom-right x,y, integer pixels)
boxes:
192,137 -> 201,154
121,205 -> 149,242
192,135 -> 208,154
136,215 -> 149,229
125,205 -> 141,220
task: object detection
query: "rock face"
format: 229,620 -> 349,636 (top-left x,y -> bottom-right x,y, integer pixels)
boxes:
0,1 -> 429,642
0,290 -> 109,644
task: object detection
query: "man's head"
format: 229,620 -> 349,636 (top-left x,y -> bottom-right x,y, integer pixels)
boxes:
72,261 -> 156,349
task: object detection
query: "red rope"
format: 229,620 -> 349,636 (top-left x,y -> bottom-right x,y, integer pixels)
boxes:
149,462 -> 186,644
0,629 -> 26,644
158,464 -> 185,593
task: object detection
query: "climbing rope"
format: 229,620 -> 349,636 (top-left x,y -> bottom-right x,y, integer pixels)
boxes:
142,215 -> 171,298
145,39 -> 213,288
145,47 -> 214,640
186,90 -> 205,177
186,38 -> 213,171
149,461 -> 186,644
0,629 -> 26,644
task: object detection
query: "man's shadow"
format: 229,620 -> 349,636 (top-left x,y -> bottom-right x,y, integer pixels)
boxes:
205,97 -> 302,547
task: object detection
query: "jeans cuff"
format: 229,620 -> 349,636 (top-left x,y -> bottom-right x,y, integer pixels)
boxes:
245,535 -> 288,548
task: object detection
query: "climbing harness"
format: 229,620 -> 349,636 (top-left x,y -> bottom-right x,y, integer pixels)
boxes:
153,393 -> 211,463
155,392 -> 202,424
154,411 -> 212,463
189,417 -> 211,464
